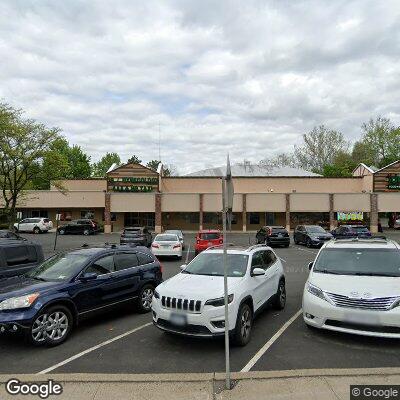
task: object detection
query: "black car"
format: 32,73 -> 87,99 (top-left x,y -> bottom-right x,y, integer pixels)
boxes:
0,230 -> 24,240
293,225 -> 333,247
120,226 -> 152,247
0,245 -> 162,346
0,239 -> 44,278
256,226 -> 290,247
58,219 -> 98,236
331,225 -> 372,239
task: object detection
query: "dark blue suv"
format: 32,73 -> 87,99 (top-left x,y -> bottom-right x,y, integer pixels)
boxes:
0,245 -> 162,347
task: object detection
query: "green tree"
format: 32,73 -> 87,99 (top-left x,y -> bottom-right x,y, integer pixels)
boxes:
351,140 -> 375,166
127,155 -> 142,164
146,159 -> 161,171
92,152 -> 121,177
0,102 -> 62,226
67,144 -> 91,178
322,151 -> 356,177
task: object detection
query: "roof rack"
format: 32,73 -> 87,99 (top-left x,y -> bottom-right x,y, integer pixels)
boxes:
206,243 -> 237,251
332,236 -> 388,243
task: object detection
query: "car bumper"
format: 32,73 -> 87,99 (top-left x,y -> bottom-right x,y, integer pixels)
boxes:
151,298 -> 236,337
303,289 -> 400,338
0,309 -> 37,334
267,237 -> 290,245
151,247 -> 182,257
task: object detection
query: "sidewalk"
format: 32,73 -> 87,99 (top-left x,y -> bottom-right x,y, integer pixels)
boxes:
1,368 -> 399,400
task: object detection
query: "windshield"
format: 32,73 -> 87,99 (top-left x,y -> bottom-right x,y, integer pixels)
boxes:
124,228 -> 141,235
352,226 -> 369,232
184,252 -> 249,277
200,233 -> 220,240
313,248 -> 400,276
165,230 -> 182,237
155,234 -> 178,242
306,226 -> 326,233
26,253 -> 90,282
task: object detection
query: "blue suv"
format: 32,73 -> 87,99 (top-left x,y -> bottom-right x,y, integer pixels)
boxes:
0,245 -> 162,346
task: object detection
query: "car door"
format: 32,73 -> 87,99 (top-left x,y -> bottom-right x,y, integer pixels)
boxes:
262,250 -> 280,299
18,219 -> 30,232
249,251 -> 269,308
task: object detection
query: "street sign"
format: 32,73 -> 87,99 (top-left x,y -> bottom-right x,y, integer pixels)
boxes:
56,214 -> 62,221
16,212 -> 22,220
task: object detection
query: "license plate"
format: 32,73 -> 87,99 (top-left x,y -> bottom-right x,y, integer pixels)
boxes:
161,244 -> 170,248
170,313 -> 187,327
344,312 -> 379,326
278,233 -> 282,237
208,242 -> 213,246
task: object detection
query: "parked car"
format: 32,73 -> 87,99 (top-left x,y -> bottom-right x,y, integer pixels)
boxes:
58,219 -> 98,236
303,237 -> 400,338
0,230 -> 24,240
152,244 -> 286,346
0,245 -> 162,346
294,225 -> 333,247
256,226 -> 290,247
394,218 -> 400,230
194,230 -> 223,255
151,234 -> 183,259
164,230 -> 185,249
14,218 -> 53,234
120,226 -> 152,247
331,225 -> 371,239
0,239 -> 44,278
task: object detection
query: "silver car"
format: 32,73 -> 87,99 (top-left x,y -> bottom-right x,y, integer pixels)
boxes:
164,229 -> 185,249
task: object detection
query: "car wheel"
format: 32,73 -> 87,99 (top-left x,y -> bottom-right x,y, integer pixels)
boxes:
294,237 -> 299,244
232,303 -> 252,346
33,227 -> 41,234
13,227 -> 19,233
137,284 -> 154,313
306,238 -> 312,248
83,229 -> 90,236
273,280 -> 286,310
29,305 -> 73,347
59,229 -> 65,235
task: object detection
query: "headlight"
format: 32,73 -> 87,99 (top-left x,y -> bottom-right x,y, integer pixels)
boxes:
153,290 -> 160,300
307,283 -> 326,301
205,294 -> 234,307
0,293 -> 40,311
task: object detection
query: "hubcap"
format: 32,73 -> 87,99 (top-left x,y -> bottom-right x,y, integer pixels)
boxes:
240,309 -> 251,339
141,288 -> 154,310
32,311 -> 69,342
279,284 -> 286,306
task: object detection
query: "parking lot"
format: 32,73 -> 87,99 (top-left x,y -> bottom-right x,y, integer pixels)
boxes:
0,231 -> 400,375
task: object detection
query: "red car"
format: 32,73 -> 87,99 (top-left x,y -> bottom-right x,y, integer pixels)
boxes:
194,230 -> 223,255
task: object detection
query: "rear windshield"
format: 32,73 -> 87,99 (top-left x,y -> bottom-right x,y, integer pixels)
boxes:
271,228 -> 286,233
125,228 -> 141,234
200,233 -> 220,240
352,226 -> 369,232
43,219 -> 50,223
155,235 -> 178,242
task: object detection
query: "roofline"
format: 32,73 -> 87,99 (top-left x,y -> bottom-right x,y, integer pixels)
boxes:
373,160 -> 400,174
106,162 -> 159,176
352,163 -> 375,174
164,176 -> 363,180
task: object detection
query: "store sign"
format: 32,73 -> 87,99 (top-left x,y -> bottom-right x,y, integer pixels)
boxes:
112,185 -> 154,192
337,212 -> 364,221
388,175 -> 400,190
110,177 -> 158,184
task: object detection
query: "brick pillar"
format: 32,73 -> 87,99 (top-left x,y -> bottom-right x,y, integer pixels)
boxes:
104,192 -> 112,233
199,194 -> 204,231
329,194 -> 335,231
370,193 -> 378,233
155,192 -> 162,233
285,194 -> 291,232
242,194 -> 247,232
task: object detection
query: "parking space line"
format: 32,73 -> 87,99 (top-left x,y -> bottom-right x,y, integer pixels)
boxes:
293,246 -> 318,255
241,309 -> 302,372
279,257 -> 287,263
37,322 -> 152,374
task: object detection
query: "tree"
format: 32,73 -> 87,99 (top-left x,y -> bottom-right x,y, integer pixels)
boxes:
294,125 -> 348,174
163,163 -> 178,176
351,140 -> 375,166
146,160 -> 161,171
361,117 -> 400,167
92,152 -> 121,177
127,155 -> 142,165
259,153 -> 298,170
321,151 -> 356,177
67,144 -> 91,178
0,102 -> 62,226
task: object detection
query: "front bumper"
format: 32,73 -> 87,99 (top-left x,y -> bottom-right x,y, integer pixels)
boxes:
0,309 -> 36,334
303,289 -> 400,338
267,237 -> 290,245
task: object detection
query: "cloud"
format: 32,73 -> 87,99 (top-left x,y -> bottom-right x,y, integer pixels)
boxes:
0,0 -> 399,174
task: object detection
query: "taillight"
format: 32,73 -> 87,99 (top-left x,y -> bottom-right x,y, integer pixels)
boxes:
196,240 -> 200,244
173,244 -> 181,249
91,221 -> 95,227
219,239 -> 223,244
152,243 -> 159,248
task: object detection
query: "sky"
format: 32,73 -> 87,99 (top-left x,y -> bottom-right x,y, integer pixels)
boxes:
1,0 -> 400,174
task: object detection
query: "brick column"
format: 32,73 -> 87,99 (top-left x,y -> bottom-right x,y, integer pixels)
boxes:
329,194 -> 335,231
285,194 -> 291,232
199,194 -> 204,231
155,192 -> 162,233
370,193 -> 378,233
104,192 -> 112,234
242,194 -> 247,232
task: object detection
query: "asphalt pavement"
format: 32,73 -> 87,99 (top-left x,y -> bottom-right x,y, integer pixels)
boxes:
0,231 -> 399,375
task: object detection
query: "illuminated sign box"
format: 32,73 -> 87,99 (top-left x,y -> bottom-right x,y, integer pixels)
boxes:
388,175 -> 400,190
337,212 -> 364,221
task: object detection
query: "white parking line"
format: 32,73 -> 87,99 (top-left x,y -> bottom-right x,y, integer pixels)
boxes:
37,322 -> 152,374
294,246 -> 318,255
185,243 -> 191,264
241,309 -> 302,372
279,257 -> 287,263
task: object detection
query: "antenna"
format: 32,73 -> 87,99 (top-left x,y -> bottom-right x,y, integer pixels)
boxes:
158,121 -> 161,162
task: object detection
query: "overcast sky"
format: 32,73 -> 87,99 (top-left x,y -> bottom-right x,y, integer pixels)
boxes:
1,0 -> 399,174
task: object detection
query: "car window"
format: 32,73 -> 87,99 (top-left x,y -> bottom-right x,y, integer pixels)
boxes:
137,252 -> 153,265
114,252 -> 139,271
155,234 -> 178,242
200,233 -> 220,240
86,255 -> 114,275
19,219 -> 28,224
3,245 -> 37,267
251,252 -> 264,268
262,250 -> 277,269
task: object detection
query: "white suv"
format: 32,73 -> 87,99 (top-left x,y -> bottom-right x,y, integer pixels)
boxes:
14,218 -> 53,234
303,238 -> 400,338
152,245 -> 286,346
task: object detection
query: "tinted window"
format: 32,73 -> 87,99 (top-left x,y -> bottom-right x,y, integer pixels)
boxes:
155,235 -> 178,242
352,226 -> 369,232
200,233 -> 220,240
262,250 -> 277,268
4,246 -> 37,266
251,252 -> 264,267
31,219 -> 41,223
137,252 -> 153,265
86,255 -> 114,275
306,226 -> 325,233
115,253 -> 139,271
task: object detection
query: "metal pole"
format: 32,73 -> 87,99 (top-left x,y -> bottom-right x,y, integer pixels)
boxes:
53,218 -> 59,251
222,178 -> 231,390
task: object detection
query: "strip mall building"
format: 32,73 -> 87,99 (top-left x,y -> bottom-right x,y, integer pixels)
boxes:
5,160 -> 400,234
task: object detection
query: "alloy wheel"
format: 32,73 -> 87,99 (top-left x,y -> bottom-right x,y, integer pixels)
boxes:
32,311 -> 69,343
141,288 -> 154,310
240,309 -> 251,340
279,283 -> 286,307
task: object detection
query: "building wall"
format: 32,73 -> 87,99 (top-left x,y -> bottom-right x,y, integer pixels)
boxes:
110,193 -> 155,212
373,161 -> 400,192
50,180 -> 107,191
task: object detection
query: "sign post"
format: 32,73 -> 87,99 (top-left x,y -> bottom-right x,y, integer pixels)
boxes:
222,154 -> 234,390
53,214 -> 61,251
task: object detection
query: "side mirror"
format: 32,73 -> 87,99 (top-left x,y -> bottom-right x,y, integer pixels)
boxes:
79,272 -> 98,282
180,264 -> 187,271
308,262 -> 314,271
251,267 -> 265,276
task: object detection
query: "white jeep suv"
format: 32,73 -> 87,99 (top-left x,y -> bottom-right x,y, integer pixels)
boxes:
303,238 -> 400,338
152,245 -> 286,346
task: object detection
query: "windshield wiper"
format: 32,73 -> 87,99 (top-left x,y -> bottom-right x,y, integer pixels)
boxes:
181,270 -> 192,274
353,272 -> 398,277
30,276 -> 47,282
314,269 -> 346,275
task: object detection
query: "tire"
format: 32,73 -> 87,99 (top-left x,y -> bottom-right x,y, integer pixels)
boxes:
306,238 -> 312,248
137,284 -> 155,313
33,227 -> 41,234
294,237 -> 299,245
29,305 -> 73,347
14,227 -> 19,233
59,229 -> 65,235
273,280 -> 286,310
83,229 -> 90,236
232,303 -> 253,346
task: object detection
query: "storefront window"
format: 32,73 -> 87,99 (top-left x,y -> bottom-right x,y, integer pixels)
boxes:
81,210 -> 95,219
57,211 -> 72,221
249,213 -> 260,225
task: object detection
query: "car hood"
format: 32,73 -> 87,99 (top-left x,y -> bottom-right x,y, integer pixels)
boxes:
310,273 -> 400,297
0,276 -> 65,301
309,233 -> 332,238
158,273 -> 244,300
